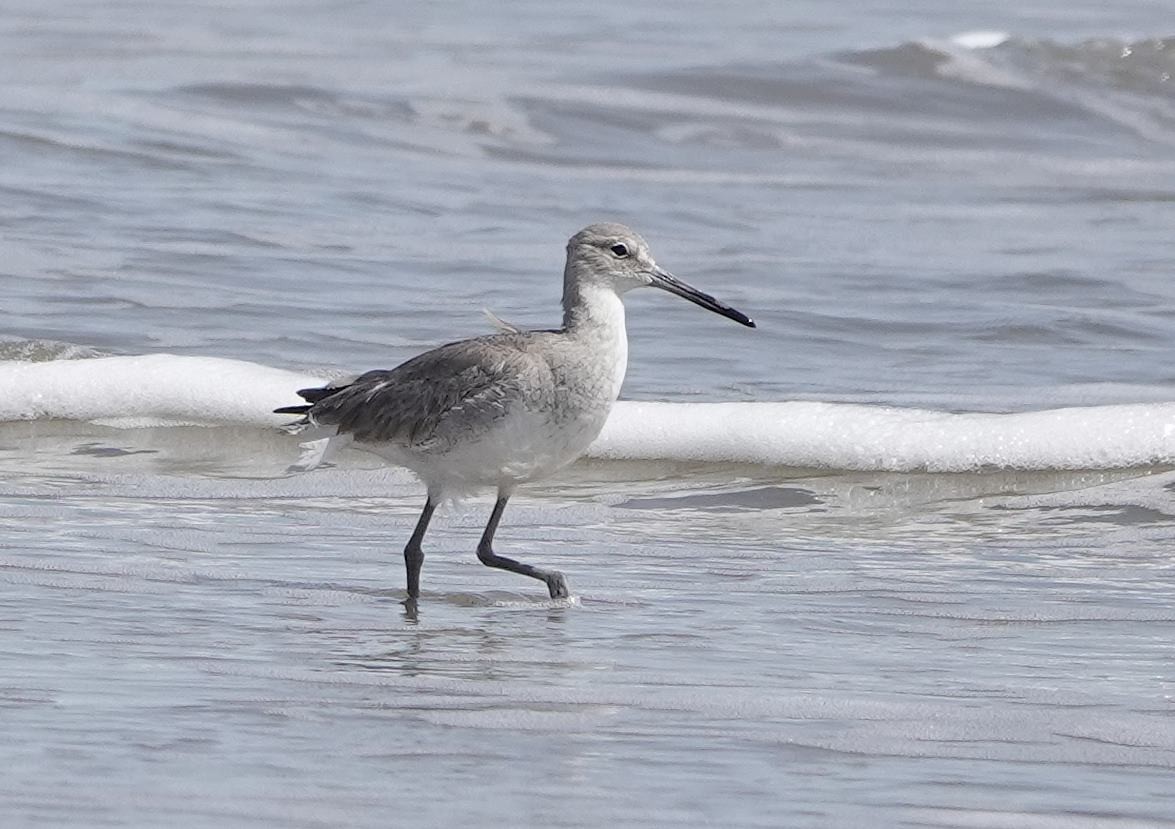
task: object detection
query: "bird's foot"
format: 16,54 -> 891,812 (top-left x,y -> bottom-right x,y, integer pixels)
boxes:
546,571 -> 571,599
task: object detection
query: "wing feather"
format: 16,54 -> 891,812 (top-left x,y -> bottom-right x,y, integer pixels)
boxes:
301,335 -> 554,451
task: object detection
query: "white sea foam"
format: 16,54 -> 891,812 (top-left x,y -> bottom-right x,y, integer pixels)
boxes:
2,353 -> 1174,472
593,401 -> 1175,471
950,30 -> 1011,50
0,354 -> 320,428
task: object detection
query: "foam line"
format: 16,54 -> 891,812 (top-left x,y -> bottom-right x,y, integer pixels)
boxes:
0,355 -> 320,428
3,354 -> 1174,472
590,401 -> 1175,471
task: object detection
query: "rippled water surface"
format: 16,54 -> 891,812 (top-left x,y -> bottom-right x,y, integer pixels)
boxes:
3,1 -> 1175,826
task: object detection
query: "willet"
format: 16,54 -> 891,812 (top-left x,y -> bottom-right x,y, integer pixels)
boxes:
276,223 -> 754,600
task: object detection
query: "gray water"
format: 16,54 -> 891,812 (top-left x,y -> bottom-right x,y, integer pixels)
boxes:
3,1 -> 1175,826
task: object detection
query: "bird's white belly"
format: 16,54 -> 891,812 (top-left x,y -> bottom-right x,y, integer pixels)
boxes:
371,402 -> 607,495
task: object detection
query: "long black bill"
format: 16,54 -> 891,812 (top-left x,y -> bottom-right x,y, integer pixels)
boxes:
647,267 -> 756,328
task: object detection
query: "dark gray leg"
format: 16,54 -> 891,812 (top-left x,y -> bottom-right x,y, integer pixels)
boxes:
404,497 -> 436,599
476,495 -> 570,599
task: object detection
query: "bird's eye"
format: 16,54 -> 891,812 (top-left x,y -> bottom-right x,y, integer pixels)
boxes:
610,243 -> 629,258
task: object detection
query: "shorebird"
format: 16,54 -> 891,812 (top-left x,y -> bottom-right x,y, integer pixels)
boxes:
276,223 -> 754,600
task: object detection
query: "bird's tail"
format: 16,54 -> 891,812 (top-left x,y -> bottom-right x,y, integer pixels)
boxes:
272,382 -> 354,470
274,403 -> 312,415
273,381 -> 354,416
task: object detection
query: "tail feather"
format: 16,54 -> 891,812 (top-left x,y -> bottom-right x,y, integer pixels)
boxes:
273,382 -> 354,416
274,403 -> 312,415
297,384 -> 348,404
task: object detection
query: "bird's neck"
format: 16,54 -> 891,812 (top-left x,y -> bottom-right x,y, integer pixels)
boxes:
561,280 -> 629,400
562,280 -> 627,341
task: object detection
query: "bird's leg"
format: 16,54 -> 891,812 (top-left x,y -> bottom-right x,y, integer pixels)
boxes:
476,495 -> 570,599
404,497 -> 436,599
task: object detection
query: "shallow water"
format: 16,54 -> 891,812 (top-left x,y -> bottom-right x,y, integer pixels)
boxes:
3,0 -> 1175,826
